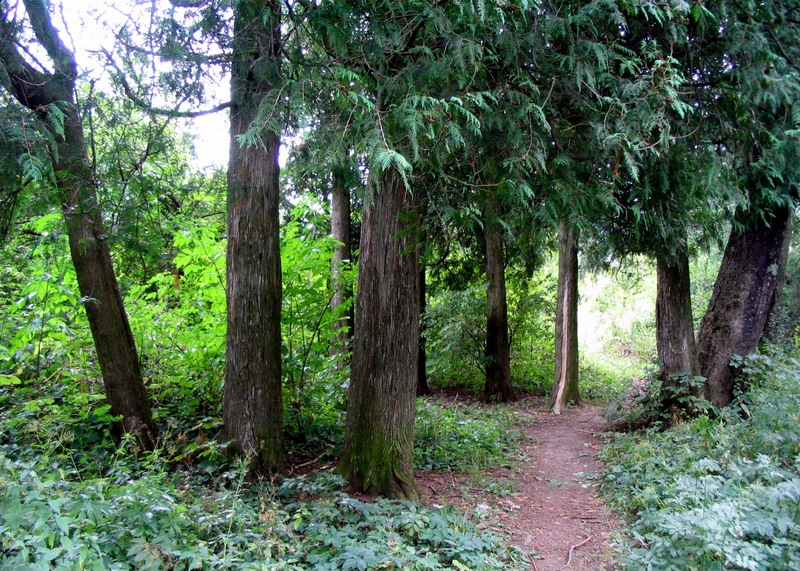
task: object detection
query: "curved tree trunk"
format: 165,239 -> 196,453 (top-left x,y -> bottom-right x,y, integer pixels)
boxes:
656,247 -> 701,412
697,204 -> 792,407
339,166 -> 420,500
549,219 -> 580,414
0,0 -> 156,448
330,164 -> 353,370
223,0 -> 284,474
483,194 -> 516,403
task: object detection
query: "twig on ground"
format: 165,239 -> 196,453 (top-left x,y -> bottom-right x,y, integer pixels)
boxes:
287,449 -> 329,475
527,552 -> 539,571
557,535 -> 593,570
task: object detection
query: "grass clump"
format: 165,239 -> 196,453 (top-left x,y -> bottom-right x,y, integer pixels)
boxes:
600,354 -> 800,570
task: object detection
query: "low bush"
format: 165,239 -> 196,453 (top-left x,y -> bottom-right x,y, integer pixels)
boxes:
601,353 -> 800,570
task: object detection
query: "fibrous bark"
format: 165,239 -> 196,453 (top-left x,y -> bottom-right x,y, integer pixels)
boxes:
549,219 -> 580,414
0,0 -> 157,448
483,194 -> 516,403
655,247 -> 701,410
330,164 -> 353,369
417,262 -> 429,396
223,0 -> 284,474
339,166 -> 420,500
697,204 -> 792,407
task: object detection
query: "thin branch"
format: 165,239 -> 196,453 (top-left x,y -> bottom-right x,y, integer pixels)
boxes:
101,49 -> 231,118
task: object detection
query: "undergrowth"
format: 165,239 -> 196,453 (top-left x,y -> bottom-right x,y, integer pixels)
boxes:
415,398 -> 524,471
0,379 -> 524,569
0,455 -> 522,570
601,353 -> 800,570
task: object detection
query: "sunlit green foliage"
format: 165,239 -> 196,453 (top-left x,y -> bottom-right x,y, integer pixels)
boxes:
415,399 -> 523,472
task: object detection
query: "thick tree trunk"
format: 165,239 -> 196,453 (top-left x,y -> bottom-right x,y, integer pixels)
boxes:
697,204 -> 792,407
330,164 -> 353,369
549,220 -> 580,414
417,263 -> 429,396
339,167 -> 420,500
656,248 -> 701,410
0,0 -> 156,448
483,195 -> 516,403
223,0 -> 284,474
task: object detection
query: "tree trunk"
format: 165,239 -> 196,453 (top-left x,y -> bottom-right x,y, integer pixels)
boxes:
339,166 -> 420,500
656,248 -> 701,411
549,219 -> 580,414
417,262 -> 429,396
223,0 -> 284,474
0,0 -> 156,448
483,194 -> 516,403
330,164 -> 353,369
697,204 -> 792,407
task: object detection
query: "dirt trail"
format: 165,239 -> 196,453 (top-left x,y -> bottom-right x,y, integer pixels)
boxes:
417,397 -> 619,570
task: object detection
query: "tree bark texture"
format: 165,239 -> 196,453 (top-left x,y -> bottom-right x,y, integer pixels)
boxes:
0,0 -> 156,448
417,262 -> 429,396
483,194 -> 516,403
656,248 -> 701,409
330,164 -> 353,369
696,204 -> 792,407
549,220 -> 580,414
223,0 -> 284,474
339,167 -> 420,500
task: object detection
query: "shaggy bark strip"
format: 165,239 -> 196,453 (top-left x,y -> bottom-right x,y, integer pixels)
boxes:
339,166 -> 420,500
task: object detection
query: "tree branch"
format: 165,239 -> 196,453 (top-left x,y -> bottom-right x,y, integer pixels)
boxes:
22,0 -> 76,80
101,49 -> 231,118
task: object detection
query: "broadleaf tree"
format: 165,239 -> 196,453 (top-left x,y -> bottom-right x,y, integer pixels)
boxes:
0,0 -> 158,447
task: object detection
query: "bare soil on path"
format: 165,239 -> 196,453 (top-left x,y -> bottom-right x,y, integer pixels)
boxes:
417,396 -> 620,570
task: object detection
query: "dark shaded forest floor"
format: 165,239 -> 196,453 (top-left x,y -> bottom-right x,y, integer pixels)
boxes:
416,396 -> 620,570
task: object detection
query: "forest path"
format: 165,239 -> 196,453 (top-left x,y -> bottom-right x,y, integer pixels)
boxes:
417,398 -> 620,570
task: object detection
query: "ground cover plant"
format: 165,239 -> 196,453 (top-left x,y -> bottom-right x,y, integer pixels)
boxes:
0,452 -> 523,570
0,379 -> 525,570
600,353 -> 800,570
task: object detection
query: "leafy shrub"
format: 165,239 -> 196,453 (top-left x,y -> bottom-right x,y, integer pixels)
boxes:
415,398 -> 523,471
601,354 -> 800,570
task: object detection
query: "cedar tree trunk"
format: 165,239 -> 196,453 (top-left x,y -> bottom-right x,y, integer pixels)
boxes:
417,262 -> 429,396
223,0 -> 284,474
330,164 -> 353,368
0,0 -> 157,447
656,248 -> 701,410
339,166 -> 420,500
483,194 -> 516,402
697,204 -> 792,407
549,220 -> 580,414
